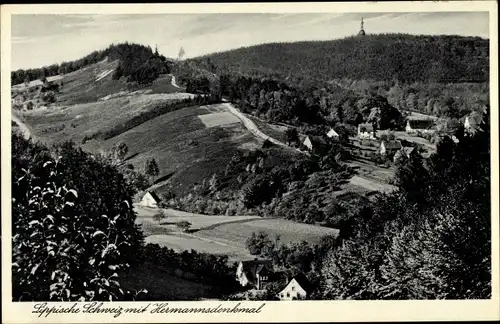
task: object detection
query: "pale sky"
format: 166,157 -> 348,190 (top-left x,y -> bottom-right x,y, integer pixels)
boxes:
11,12 -> 489,70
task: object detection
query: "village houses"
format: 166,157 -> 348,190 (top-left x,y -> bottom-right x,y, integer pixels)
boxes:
357,123 -> 376,140
379,140 -> 403,156
236,259 -> 274,290
464,110 -> 484,135
393,146 -> 416,163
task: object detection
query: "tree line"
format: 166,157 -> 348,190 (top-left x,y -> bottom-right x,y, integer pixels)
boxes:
190,34 -> 489,84
11,42 -> 173,85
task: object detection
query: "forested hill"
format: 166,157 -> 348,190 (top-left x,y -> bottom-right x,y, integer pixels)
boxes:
11,43 -> 173,85
190,34 -> 489,84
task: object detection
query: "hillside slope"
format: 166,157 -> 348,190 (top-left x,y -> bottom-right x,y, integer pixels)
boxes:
190,34 -> 489,83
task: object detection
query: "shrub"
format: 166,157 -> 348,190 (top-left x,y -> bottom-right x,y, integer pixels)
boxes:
11,135 -> 144,301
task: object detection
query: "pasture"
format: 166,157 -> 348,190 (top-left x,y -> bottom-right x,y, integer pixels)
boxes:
198,112 -> 241,128
134,204 -> 339,262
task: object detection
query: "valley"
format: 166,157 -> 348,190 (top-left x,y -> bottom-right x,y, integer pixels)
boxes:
10,26 -> 491,303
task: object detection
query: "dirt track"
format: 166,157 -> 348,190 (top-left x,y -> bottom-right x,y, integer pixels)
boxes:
222,102 -> 307,155
12,112 -> 32,140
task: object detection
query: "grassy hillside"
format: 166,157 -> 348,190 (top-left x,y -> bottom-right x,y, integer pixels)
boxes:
190,34 -> 489,84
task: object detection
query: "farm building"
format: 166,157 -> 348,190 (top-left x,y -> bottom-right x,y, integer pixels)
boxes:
393,146 -> 416,163
326,128 -> 339,139
12,75 -> 64,91
140,191 -> 161,208
236,259 -> 274,290
278,273 -> 313,301
464,111 -> 484,135
357,123 -> 376,139
379,140 -> 402,156
405,119 -> 435,134
303,136 -> 313,151
302,135 -> 328,152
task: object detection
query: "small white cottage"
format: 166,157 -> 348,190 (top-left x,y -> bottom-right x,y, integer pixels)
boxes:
140,191 -> 161,208
357,123 -> 376,140
326,128 -> 339,139
278,273 -> 312,301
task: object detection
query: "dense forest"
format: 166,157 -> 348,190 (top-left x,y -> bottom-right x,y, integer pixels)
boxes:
191,34 -> 489,84
11,43 -> 172,85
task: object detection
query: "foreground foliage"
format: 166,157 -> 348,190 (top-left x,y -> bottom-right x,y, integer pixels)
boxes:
12,134 -> 144,301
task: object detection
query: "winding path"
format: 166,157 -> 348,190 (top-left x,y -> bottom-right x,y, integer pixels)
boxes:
12,112 -> 32,140
170,75 -> 181,89
222,102 -> 308,155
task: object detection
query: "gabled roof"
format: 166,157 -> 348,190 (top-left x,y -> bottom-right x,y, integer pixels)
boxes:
240,259 -> 273,283
326,128 -> 339,137
145,191 -> 161,202
381,140 -> 402,150
290,273 -> 313,294
358,123 -> 374,132
466,111 -> 484,127
407,119 -> 434,130
401,147 -> 415,156
304,135 -> 327,146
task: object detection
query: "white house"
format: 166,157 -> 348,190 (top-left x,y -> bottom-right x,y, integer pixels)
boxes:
303,136 -> 313,151
140,191 -> 161,208
236,260 -> 273,290
379,140 -> 402,156
326,128 -> 339,139
464,111 -> 483,135
278,273 -> 312,301
393,146 -> 416,163
357,123 -> 376,140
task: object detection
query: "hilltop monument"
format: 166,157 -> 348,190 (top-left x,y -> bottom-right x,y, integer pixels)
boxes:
358,17 -> 366,36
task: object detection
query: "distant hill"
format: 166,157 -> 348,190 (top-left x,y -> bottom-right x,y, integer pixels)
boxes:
189,34 -> 489,84
11,42 -> 172,86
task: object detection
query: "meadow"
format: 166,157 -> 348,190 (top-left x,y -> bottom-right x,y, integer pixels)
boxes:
134,204 -> 339,262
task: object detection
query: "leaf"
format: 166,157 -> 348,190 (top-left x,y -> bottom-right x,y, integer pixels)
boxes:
67,189 -> 78,198
44,215 -> 55,223
43,161 -> 53,168
88,258 -> 95,266
108,265 -> 117,270
30,263 -> 40,275
92,231 -> 106,238
28,220 -> 40,227
64,201 -> 75,207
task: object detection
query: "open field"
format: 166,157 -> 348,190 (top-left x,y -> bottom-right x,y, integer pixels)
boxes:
134,204 -> 339,261
403,110 -> 439,121
198,111 -> 241,128
18,94 -> 189,145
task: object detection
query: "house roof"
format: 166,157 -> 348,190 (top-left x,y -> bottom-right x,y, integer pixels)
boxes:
145,191 -> 161,202
290,273 -> 314,294
407,119 -> 434,130
402,147 -> 415,156
240,260 -> 273,283
304,135 -> 327,146
382,140 -> 402,150
326,128 -> 339,137
358,123 -> 374,132
466,111 -> 484,127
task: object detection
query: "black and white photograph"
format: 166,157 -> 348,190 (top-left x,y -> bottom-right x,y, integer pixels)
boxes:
1,2 -> 498,322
